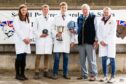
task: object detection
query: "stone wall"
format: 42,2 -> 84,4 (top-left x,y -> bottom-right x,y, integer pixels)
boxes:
0,52 -> 126,73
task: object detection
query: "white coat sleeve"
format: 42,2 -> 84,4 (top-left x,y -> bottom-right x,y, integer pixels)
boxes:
103,20 -> 117,44
94,17 -> 98,41
70,29 -> 78,44
49,18 -> 55,43
97,22 -> 103,43
71,34 -> 78,44
51,17 -> 57,39
29,23 -> 33,40
70,33 -> 74,43
33,18 -> 40,39
13,19 -> 25,40
70,18 -> 78,44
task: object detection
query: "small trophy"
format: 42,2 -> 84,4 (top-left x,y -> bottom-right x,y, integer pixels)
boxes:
67,21 -> 78,44
42,29 -> 48,35
67,21 -> 77,33
56,26 -> 64,41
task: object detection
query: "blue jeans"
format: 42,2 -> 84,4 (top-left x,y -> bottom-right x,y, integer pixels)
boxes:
53,53 -> 69,76
102,56 -> 116,77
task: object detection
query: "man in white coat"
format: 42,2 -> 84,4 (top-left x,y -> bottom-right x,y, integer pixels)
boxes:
51,2 -> 75,80
33,4 -> 53,79
97,7 -> 117,83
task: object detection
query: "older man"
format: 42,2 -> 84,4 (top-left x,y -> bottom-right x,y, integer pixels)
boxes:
98,7 -> 117,83
77,4 -> 98,81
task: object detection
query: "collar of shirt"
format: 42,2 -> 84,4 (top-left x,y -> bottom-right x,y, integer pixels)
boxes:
43,14 -> 49,19
102,15 -> 111,24
60,12 -> 68,17
83,15 -> 89,20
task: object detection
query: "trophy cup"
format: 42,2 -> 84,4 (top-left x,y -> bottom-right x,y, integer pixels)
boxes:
56,26 -> 64,41
67,21 -> 78,34
67,21 -> 78,44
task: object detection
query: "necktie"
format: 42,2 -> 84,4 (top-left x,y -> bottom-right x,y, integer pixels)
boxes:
62,15 -> 65,20
82,16 -> 86,28
45,16 -> 48,21
82,16 -> 86,44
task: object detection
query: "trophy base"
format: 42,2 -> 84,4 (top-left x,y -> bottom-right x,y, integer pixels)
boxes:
56,38 -> 63,41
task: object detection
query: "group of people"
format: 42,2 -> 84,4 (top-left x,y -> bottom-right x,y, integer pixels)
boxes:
13,1 -> 117,83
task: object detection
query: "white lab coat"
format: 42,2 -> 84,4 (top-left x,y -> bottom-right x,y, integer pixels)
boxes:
13,17 -> 32,54
33,15 -> 53,54
97,16 -> 117,58
52,13 -> 74,53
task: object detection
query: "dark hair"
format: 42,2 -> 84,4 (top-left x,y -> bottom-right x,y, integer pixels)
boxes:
18,4 -> 29,23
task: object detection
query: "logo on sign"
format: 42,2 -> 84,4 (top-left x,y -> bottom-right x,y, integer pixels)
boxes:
0,21 -> 14,39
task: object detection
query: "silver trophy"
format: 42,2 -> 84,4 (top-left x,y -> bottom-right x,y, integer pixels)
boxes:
67,21 -> 78,44
56,26 -> 64,41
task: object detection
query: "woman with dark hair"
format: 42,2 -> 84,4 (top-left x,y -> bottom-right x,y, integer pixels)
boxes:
13,4 -> 32,80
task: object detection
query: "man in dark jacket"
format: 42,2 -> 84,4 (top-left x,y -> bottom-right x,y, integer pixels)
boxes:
77,4 -> 98,81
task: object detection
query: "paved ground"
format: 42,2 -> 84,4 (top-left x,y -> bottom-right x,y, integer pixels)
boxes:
0,70 -> 125,84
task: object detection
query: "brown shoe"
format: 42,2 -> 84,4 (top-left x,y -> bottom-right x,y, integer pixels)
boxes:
77,76 -> 83,80
89,76 -> 97,81
77,76 -> 88,80
33,72 -> 40,79
43,71 -> 50,78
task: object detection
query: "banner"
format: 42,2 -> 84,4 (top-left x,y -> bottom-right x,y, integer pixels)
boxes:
0,10 -> 126,44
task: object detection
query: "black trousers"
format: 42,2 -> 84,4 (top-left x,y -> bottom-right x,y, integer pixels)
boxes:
15,53 -> 26,76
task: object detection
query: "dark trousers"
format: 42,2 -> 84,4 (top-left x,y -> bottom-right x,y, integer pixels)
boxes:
102,56 -> 116,77
15,53 -> 26,76
53,53 -> 69,76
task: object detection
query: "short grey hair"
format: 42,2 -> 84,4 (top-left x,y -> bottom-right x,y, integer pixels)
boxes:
103,7 -> 112,14
81,4 -> 90,10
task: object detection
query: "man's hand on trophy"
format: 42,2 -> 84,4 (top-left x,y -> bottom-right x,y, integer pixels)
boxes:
23,38 -> 31,45
41,29 -> 48,38
56,32 -> 62,37
40,34 -> 48,38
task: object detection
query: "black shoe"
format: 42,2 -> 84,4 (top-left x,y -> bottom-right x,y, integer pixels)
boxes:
33,72 -> 40,79
52,74 -> 58,80
21,75 -> 28,80
63,75 -> 71,80
15,75 -> 25,80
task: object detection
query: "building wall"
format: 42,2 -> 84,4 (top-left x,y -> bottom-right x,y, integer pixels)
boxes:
0,51 -> 126,73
